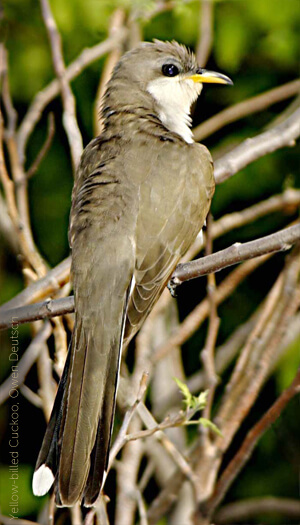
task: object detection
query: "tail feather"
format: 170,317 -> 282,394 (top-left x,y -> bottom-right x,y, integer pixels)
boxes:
32,347 -> 72,496
83,288 -> 129,506
33,262 -> 133,507
56,284 -> 130,507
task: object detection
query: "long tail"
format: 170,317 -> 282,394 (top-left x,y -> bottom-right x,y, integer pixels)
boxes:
33,286 -> 130,507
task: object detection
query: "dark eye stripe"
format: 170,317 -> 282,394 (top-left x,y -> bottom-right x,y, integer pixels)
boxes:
162,64 -> 179,77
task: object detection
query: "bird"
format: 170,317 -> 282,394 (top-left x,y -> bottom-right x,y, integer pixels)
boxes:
32,39 -> 232,507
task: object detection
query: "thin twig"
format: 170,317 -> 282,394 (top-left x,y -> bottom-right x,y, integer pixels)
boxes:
108,372 -> 149,473
115,415 -> 144,525
194,79 -> 300,141
187,311 -> 258,395
0,110 -> 45,275
136,490 -> 149,525
0,321 -> 52,405
40,0 -> 83,170
201,214 -> 220,421
19,384 -> 43,408
36,334 -> 56,420
1,45 -> 18,134
136,403 -> 199,488
0,110 -> 20,229
26,112 -> 55,178
0,193 -> 19,252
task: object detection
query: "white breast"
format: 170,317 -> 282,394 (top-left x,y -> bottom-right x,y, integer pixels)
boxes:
147,76 -> 202,143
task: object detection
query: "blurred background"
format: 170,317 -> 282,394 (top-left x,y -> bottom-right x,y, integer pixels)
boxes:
0,0 -> 299,523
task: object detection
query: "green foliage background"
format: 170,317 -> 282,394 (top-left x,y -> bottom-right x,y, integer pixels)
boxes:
0,0 -> 299,522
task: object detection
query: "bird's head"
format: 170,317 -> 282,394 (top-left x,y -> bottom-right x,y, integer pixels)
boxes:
107,40 -> 232,143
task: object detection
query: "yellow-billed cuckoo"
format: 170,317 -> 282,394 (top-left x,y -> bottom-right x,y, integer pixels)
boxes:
32,40 -> 232,507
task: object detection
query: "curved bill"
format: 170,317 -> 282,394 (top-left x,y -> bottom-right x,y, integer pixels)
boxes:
187,69 -> 233,85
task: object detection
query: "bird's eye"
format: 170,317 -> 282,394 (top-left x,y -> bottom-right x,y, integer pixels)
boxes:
162,64 -> 179,77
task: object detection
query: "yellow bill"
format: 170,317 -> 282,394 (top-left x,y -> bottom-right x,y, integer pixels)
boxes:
187,69 -> 233,85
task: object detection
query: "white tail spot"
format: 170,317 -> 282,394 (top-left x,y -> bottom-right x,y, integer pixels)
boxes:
32,464 -> 55,496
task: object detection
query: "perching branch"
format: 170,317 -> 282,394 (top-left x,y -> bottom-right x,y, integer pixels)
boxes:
0,296 -> 74,330
2,224 -> 299,330
0,256 -> 71,312
169,223 -> 300,291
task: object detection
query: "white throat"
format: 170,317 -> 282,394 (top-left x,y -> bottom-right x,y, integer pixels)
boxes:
147,77 -> 202,143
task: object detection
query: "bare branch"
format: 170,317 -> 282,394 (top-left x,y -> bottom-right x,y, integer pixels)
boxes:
170,223 -> 300,289
0,256 -> 70,311
1,187 -> 298,317
211,188 -> 300,238
214,106 -> 300,184
0,193 -> 19,252
213,250 -> 300,453
0,110 -> 20,229
115,415 -> 144,525
94,9 -> 126,136
0,322 -> 52,405
206,368 -> 300,516
136,490 -> 149,525
1,45 -> 18,134
19,384 -> 43,408
26,112 -> 55,178
17,29 -> 128,163
40,0 -> 83,169
193,79 -> 300,141
155,254 -> 271,362
187,311 -> 258,395
215,497 -> 300,523
3,224 -> 298,330
1,46 -> 48,277
201,214 -> 220,421
181,188 -> 300,267
108,372 -> 148,473
196,0 -> 214,67
0,296 -> 74,330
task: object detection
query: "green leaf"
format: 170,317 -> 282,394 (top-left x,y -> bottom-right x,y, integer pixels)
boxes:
196,390 -> 208,410
173,377 -> 193,407
199,418 -> 223,437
